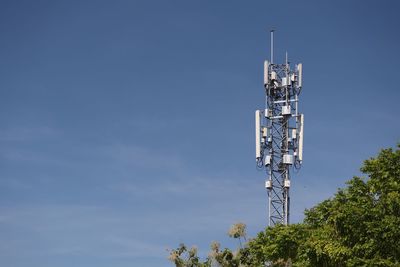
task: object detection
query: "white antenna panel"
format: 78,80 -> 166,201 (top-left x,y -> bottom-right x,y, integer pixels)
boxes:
255,110 -> 261,160
297,63 -> 303,87
298,114 -> 304,161
264,60 -> 269,86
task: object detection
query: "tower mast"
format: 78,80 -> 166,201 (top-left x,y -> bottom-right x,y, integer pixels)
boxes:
255,31 -> 304,226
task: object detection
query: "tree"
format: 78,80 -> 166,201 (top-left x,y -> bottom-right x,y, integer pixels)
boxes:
169,145 -> 400,267
168,244 -> 211,267
168,223 -> 247,267
300,145 -> 400,266
245,223 -> 309,267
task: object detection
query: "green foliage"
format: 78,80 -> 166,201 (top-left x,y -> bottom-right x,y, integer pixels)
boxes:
298,145 -> 400,266
168,244 -> 211,267
169,145 -> 400,267
244,223 -> 308,266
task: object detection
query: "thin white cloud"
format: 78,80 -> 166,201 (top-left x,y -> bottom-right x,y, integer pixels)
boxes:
0,126 -> 58,142
101,143 -> 184,171
0,204 -> 166,258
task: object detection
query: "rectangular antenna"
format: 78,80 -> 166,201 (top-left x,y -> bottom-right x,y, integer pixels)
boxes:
264,60 -> 269,86
299,114 -> 304,161
297,63 -> 303,87
255,110 -> 261,160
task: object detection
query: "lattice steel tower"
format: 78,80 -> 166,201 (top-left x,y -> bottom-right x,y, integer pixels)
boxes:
255,31 -> 304,226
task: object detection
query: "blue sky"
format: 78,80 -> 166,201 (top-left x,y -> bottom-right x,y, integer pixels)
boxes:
0,0 -> 399,266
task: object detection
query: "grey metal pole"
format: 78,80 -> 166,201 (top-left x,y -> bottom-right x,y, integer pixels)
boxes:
270,30 -> 274,64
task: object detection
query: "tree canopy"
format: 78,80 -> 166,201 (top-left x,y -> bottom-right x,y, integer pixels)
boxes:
169,145 -> 400,267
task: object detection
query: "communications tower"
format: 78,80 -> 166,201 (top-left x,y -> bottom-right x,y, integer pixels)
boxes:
255,31 -> 304,226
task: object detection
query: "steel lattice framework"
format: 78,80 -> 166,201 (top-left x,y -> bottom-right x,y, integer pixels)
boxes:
255,31 -> 304,226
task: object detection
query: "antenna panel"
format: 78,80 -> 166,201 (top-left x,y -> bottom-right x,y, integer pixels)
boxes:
264,60 -> 269,86
297,63 -> 303,87
255,110 -> 261,160
299,114 -> 304,161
